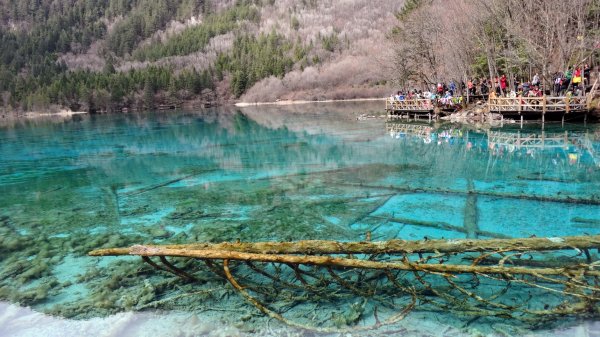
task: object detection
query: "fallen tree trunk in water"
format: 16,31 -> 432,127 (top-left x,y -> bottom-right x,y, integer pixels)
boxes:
89,235 -> 600,332
96,244 -> 600,277
367,215 -> 511,238
334,182 -> 600,205
90,234 -> 600,256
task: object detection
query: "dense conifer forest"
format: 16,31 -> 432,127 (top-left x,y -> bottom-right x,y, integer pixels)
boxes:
0,0 -> 400,113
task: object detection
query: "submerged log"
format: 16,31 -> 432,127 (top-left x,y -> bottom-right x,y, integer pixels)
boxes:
334,182 -> 600,205
89,234 -> 600,330
463,179 -> 479,239
367,215 -> 510,239
92,244 -> 600,277
122,168 -> 218,197
90,234 -> 600,257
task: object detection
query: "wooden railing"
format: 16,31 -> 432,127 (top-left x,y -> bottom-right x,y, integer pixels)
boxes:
386,98 -> 434,112
488,96 -> 587,114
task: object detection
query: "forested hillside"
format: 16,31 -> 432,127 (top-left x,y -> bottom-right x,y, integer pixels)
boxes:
0,0 -> 402,113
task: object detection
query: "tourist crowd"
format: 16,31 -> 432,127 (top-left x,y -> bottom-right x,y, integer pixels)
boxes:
390,64 -> 593,104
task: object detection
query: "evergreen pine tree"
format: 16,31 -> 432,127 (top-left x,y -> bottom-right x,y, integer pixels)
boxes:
143,78 -> 154,109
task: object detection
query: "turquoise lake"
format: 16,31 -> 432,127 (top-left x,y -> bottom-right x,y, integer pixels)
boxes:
1,101 -> 599,336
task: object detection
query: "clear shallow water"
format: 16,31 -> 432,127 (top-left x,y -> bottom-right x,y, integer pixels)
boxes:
1,102 -> 599,336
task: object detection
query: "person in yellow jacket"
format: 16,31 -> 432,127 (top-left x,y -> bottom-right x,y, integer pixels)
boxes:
572,66 -> 582,93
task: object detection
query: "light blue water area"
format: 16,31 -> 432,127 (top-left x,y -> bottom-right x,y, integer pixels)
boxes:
0,102 -> 599,336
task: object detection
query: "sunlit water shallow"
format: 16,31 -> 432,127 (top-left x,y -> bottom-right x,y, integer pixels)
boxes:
1,101 -> 599,336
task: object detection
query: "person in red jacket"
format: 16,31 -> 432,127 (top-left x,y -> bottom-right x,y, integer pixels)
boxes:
500,74 -> 507,95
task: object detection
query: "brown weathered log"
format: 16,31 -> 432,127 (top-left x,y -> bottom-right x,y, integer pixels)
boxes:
89,235 -> 600,257
89,234 -> 600,328
90,244 -> 600,278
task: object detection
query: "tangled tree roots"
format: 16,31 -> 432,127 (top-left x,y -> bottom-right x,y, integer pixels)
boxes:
90,235 -> 600,332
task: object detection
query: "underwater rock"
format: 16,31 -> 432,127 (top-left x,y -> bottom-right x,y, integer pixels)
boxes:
76,267 -> 101,283
332,300 -> 366,328
150,227 -> 173,240
18,278 -> 58,304
17,261 -> 50,284
94,289 -> 119,310
169,232 -> 189,243
104,234 -> 133,249
120,205 -> 157,217
1,237 -> 27,252
167,207 -> 208,221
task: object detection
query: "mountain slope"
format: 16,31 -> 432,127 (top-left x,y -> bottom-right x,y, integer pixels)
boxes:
0,0 -> 402,113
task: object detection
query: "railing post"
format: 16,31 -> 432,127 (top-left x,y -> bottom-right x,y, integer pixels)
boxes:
542,96 -> 546,124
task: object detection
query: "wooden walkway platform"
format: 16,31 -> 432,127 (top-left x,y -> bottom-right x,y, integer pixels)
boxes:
386,78 -> 598,122
487,96 -> 589,121
386,98 -> 434,113
385,98 -> 461,120
488,79 -> 598,121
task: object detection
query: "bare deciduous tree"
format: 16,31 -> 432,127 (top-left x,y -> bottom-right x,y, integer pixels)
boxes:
391,0 -> 599,91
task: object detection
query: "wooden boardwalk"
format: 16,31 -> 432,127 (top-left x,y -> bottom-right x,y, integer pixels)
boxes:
487,96 -> 589,121
386,98 -> 434,113
385,98 -> 460,120
488,79 -> 598,121
386,78 -> 598,122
